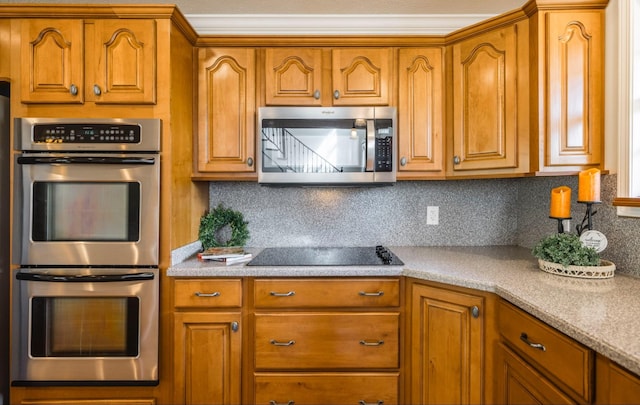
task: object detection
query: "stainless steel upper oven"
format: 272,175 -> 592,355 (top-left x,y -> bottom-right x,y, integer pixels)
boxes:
13,118 -> 161,267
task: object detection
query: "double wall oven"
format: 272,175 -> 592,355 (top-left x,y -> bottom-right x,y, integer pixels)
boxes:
11,118 -> 161,386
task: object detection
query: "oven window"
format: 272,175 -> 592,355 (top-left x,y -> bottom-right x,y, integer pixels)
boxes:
30,296 -> 139,357
32,182 -> 140,241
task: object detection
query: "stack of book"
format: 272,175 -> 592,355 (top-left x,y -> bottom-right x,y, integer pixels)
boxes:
197,246 -> 252,265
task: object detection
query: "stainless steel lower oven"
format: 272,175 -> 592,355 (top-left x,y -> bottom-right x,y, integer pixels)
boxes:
11,267 -> 159,386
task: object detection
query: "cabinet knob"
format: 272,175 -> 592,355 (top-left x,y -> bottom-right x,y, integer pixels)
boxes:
400,157 -> 407,167
93,84 -> 102,96
313,89 -> 320,99
453,155 -> 461,165
231,321 -> 239,332
247,157 -> 254,167
69,84 -> 78,96
471,305 -> 480,318
333,90 -> 340,99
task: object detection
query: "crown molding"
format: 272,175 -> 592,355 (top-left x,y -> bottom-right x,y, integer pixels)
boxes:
184,14 -> 495,36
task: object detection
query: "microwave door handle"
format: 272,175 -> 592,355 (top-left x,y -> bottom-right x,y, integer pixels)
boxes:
17,156 -> 156,165
16,272 -> 156,282
366,120 -> 375,172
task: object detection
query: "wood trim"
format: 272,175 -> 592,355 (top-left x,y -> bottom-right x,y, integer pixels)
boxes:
612,197 -> 640,207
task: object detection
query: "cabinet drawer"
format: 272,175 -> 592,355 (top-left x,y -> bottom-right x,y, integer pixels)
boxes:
499,300 -> 593,402
255,313 -> 399,369
254,372 -> 399,405
174,279 -> 242,308
254,278 -> 400,308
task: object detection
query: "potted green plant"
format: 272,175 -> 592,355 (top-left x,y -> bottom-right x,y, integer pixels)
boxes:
532,233 -> 615,279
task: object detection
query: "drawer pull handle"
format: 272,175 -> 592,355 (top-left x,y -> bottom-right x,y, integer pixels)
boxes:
195,291 -> 220,297
359,401 -> 384,405
359,291 -> 384,297
269,401 -> 294,405
520,333 -> 546,352
360,339 -> 384,346
270,339 -> 296,346
270,291 -> 295,297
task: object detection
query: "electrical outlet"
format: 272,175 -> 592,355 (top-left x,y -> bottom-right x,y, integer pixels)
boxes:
427,206 -> 439,225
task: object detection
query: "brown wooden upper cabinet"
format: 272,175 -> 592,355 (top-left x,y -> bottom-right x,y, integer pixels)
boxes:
196,48 -> 256,175
530,9 -> 605,174
20,19 -> 156,104
264,47 -> 391,106
450,21 -> 530,177
397,47 -> 445,178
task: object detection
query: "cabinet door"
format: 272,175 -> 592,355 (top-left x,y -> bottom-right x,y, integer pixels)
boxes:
495,343 -> 575,405
397,48 -> 444,177
452,25 -> 519,172
595,355 -> 640,405
331,48 -> 391,106
174,312 -> 242,405
540,11 -> 604,171
20,19 -> 84,104
88,19 -> 156,104
409,283 -> 483,405
197,48 -> 256,173
265,48 -> 323,105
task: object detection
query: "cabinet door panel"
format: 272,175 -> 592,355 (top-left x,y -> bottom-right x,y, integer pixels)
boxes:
265,48 -> 323,105
398,47 -> 444,175
174,312 -> 242,405
332,48 -> 391,105
496,343 -> 575,405
544,11 -> 603,169
452,26 -> 518,171
20,19 -> 84,104
410,283 -> 483,405
90,19 -> 156,104
197,48 -> 256,173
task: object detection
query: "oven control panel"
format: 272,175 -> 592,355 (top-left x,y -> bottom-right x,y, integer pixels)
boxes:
33,123 -> 142,144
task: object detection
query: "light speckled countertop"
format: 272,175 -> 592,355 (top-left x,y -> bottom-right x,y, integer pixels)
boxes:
168,245 -> 640,376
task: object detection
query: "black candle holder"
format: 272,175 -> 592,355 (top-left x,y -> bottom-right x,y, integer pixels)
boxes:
576,201 -> 601,235
549,216 -> 571,233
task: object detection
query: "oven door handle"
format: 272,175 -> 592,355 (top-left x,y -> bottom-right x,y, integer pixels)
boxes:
17,156 -> 156,165
16,271 -> 156,282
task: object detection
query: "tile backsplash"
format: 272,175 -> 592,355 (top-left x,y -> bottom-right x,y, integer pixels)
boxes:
208,174 -> 640,277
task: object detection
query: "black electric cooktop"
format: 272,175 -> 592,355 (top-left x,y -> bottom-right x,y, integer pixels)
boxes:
246,246 -> 403,266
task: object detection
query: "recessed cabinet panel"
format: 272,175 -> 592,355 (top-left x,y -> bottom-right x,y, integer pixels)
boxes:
332,48 -> 391,106
20,19 -> 84,104
452,25 -> 518,172
398,47 -> 444,176
197,48 -> 256,173
265,48 -> 323,105
90,20 -> 156,104
544,11 -> 603,169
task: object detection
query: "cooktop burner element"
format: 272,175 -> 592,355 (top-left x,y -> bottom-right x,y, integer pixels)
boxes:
246,245 -> 403,266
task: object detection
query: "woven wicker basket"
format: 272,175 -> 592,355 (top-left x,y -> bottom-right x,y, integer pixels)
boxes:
538,258 -> 616,279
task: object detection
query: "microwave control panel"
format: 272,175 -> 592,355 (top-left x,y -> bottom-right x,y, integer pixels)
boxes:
32,124 -> 142,144
375,134 -> 393,172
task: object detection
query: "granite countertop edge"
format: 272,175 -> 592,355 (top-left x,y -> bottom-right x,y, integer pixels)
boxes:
168,245 -> 640,376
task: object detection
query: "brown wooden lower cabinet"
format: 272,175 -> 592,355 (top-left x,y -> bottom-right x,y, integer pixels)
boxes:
595,354 -> 640,404
495,342 -> 575,404
254,372 -> 399,405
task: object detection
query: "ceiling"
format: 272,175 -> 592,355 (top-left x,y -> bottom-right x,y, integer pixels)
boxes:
7,0 -> 528,34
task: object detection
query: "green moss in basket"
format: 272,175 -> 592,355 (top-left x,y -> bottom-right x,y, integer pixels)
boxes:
532,233 -> 600,267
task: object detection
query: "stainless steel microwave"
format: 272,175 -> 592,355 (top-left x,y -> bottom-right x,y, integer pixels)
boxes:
257,106 -> 397,185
